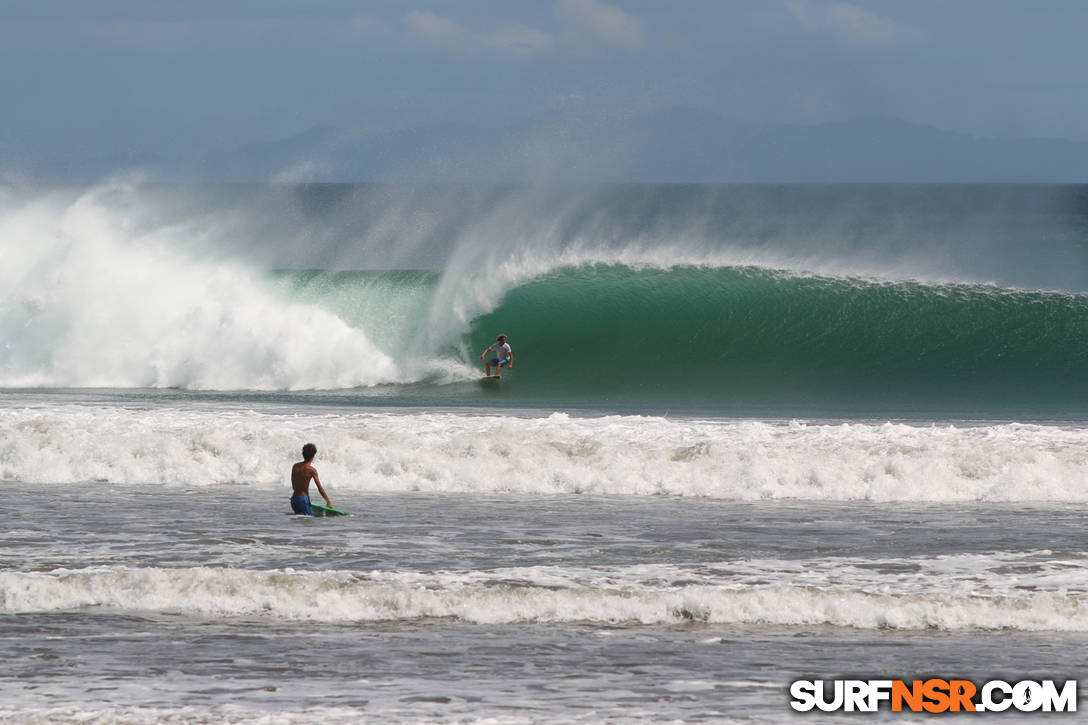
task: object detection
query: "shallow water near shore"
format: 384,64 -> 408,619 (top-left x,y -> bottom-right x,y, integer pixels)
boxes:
3,482 -> 1087,722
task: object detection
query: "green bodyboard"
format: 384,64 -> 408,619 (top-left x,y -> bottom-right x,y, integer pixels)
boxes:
291,497 -> 347,516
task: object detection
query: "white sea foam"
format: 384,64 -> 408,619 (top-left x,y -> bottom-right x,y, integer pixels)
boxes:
3,553 -> 1086,631
2,405 -> 1088,502
0,182 -> 403,390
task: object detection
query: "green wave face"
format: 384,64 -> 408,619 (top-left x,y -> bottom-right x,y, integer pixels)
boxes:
466,265 -> 1088,405
269,265 -> 1088,408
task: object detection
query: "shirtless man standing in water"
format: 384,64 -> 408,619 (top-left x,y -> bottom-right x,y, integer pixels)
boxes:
290,443 -> 332,516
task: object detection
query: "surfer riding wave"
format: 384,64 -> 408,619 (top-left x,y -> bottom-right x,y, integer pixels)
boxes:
480,334 -> 513,378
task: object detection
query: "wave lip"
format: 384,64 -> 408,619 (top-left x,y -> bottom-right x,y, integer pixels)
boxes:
4,560 -> 1085,632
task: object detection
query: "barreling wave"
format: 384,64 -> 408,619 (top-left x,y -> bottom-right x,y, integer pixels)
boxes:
465,264 -> 1088,403
2,181 -> 1086,407
271,263 -> 1088,407
4,558 -> 1086,631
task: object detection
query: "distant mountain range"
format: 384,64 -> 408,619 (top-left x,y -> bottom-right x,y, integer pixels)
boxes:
9,109 -> 1088,183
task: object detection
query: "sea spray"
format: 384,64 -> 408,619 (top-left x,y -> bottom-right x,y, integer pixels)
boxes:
0,183 -> 401,389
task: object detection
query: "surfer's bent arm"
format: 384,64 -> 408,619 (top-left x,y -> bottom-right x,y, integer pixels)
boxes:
507,352 -> 513,368
312,469 -> 331,507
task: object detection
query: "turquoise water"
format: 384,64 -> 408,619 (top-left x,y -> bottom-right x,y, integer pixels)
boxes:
265,264 -> 1088,415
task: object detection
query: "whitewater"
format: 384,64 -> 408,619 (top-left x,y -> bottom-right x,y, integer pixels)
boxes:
4,404 -> 1088,502
2,181 -> 1087,723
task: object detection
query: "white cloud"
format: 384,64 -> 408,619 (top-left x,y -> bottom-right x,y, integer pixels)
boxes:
557,0 -> 644,51
404,10 -> 554,57
349,15 -> 392,37
404,10 -> 464,47
787,0 -> 920,47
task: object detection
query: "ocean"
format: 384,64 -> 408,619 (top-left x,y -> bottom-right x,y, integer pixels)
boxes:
1,181 -> 1087,722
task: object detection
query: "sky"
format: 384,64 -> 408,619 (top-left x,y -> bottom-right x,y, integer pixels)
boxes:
1,1 -> 1087,176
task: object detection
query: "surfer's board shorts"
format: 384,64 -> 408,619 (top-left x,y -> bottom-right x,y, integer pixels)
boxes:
291,494 -> 314,516
488,358 -> 507,368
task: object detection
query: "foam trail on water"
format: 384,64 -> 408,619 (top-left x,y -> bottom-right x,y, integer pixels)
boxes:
0,182 -> 400,389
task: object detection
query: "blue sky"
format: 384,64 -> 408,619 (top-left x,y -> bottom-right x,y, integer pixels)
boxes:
2,1 -> 1086,174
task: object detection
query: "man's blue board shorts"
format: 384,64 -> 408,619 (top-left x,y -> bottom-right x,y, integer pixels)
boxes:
291,494 -> 314,516
488,358 -> 507,368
